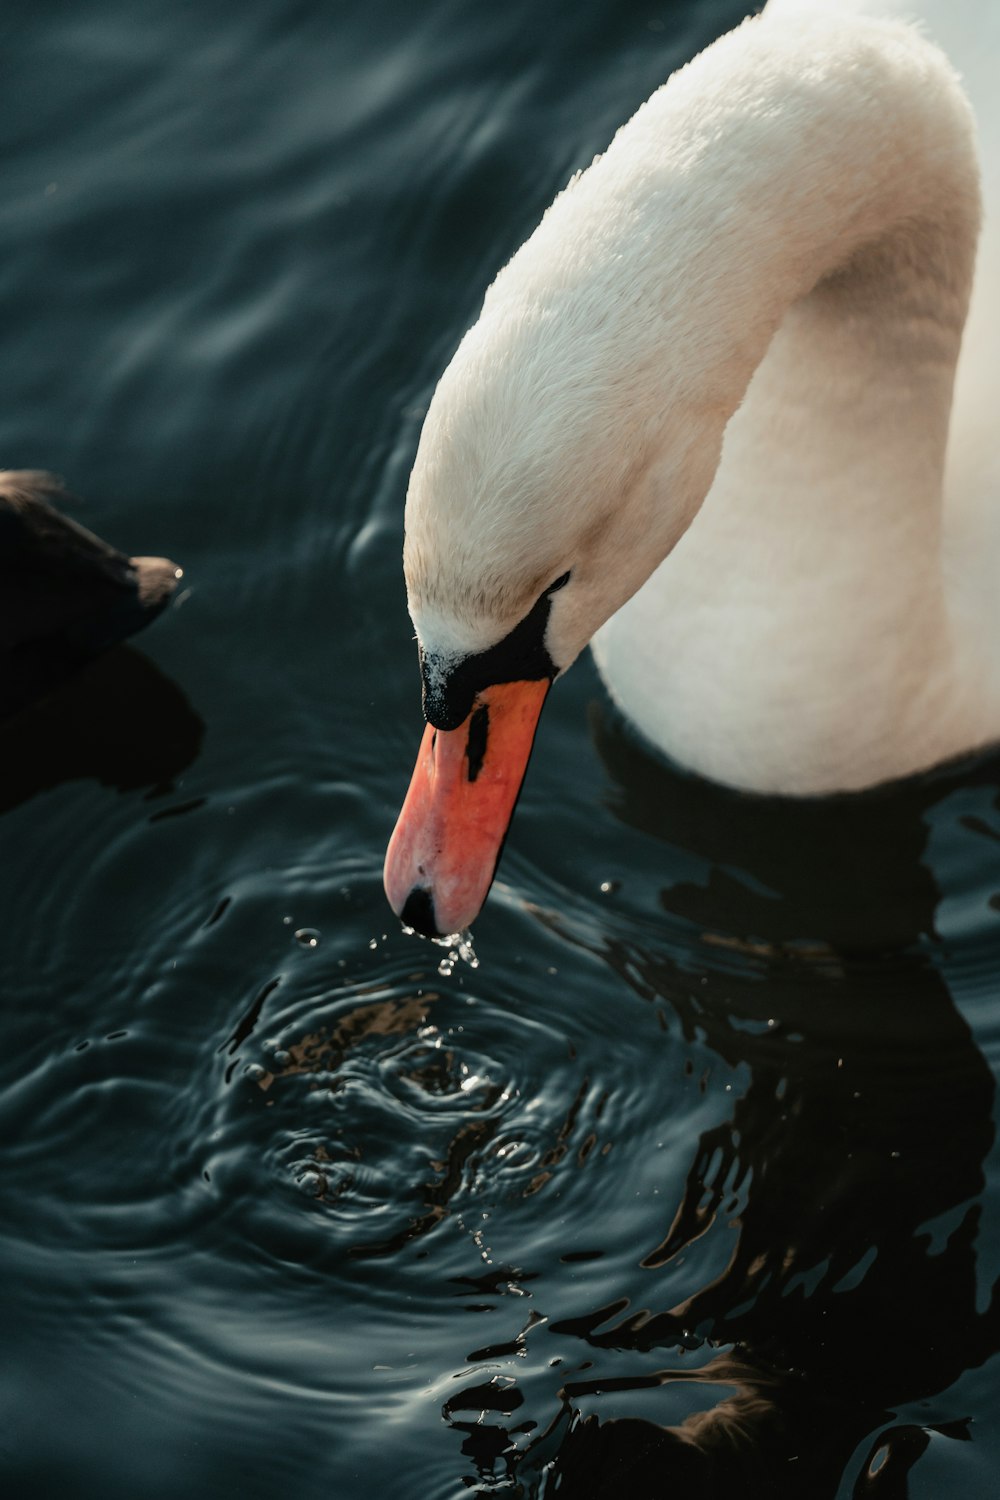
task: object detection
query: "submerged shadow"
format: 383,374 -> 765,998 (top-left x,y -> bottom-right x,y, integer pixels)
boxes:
0,644 -> 204,815
513,708 -> 1000,1498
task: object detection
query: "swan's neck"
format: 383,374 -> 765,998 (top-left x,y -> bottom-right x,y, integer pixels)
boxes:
591,10 -> 985,792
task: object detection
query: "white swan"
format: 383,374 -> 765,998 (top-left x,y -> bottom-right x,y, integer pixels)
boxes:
384,0 -> 1000,937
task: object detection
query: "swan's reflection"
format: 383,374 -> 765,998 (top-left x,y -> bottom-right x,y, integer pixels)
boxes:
509,711 -> 1000,1498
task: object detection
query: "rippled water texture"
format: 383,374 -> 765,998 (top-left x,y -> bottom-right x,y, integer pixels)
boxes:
4,1 -> 1000,1496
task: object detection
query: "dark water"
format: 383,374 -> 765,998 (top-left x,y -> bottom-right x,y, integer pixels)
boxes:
4,1 -> 1000,1496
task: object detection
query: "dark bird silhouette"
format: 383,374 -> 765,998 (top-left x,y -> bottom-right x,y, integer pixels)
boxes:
0,469 -> 181,720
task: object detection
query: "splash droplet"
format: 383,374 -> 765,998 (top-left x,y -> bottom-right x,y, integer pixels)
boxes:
431,929 -> 479,968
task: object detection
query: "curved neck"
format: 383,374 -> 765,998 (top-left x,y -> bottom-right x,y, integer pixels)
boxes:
407,7 -> 986,789
593,11 -> 985,791
642,13 -> 979,468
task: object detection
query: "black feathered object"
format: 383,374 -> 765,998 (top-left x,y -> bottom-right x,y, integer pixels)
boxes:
0,470 -> 181,718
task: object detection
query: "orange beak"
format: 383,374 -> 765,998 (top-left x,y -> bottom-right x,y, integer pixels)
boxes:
384,679 -> 550,937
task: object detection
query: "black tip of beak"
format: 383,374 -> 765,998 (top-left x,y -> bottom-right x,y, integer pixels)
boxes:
400,886 -> 442,939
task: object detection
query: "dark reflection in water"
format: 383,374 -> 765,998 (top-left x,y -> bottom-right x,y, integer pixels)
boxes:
0,644 -> 203,813
485,712 -> 1000,1498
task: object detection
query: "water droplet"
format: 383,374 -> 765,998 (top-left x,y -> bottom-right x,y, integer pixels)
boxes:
295,928 -> 320,949
455,932 -> 479,969
431,929 -> 478,972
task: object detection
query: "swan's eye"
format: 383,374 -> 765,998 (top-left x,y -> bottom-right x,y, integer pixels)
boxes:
419,572 -> 570,729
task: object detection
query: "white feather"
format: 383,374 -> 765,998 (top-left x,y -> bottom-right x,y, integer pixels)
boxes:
403,0 -> 1000,794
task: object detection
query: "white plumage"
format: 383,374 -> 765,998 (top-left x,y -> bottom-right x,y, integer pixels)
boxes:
402,0 -> 1000,795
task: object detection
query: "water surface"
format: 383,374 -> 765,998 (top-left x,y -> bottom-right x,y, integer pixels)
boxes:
3,2 -> 1000,1496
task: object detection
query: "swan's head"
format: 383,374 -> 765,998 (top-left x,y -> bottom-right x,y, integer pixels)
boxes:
384,229 -> 721,937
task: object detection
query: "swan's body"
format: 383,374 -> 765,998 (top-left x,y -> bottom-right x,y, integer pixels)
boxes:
385,0 -> 1000,934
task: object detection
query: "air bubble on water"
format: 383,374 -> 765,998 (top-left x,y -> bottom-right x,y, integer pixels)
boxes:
273,1049 -> 291,1067
295,928 -> 320,949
